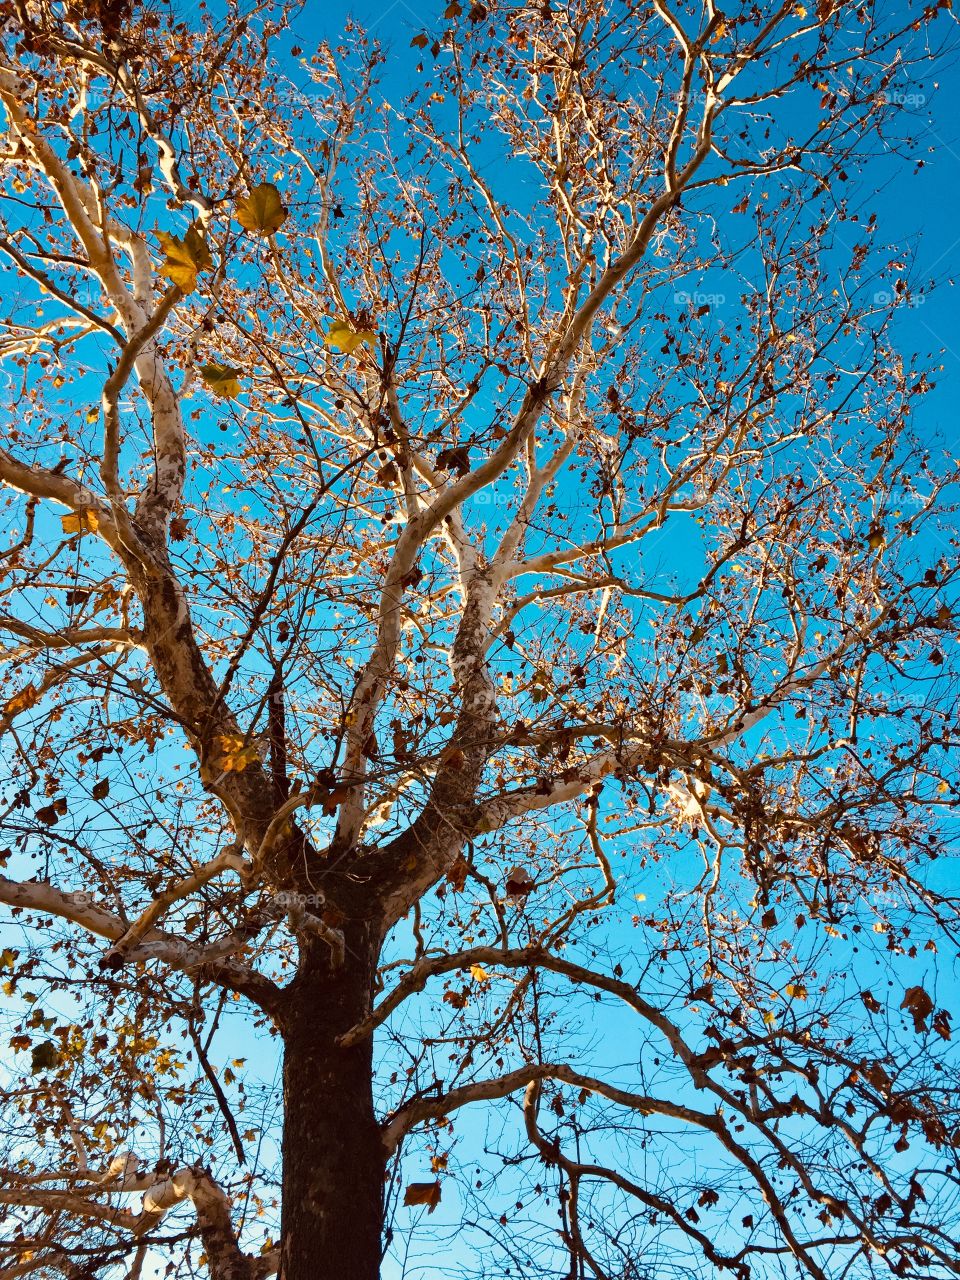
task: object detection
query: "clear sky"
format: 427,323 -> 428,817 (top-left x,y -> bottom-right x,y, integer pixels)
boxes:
3,3 -> 958,1277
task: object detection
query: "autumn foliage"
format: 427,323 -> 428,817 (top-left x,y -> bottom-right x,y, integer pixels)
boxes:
0,1 -> 959,1279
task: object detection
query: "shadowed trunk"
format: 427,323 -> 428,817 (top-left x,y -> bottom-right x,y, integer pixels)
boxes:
280,921 -> 384,1280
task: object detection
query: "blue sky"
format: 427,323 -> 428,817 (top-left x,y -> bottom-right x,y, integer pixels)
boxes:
2,3 -> 960,1277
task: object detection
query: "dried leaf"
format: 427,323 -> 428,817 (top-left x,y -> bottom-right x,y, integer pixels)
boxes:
61,509 -> 99,535
403,1181 -> 441,1212
3,684 -> 40,717
157,225 -> 211,293
505,866 -> 533,898
30,1040 -> 60,1073
235,183 -> 288,236
446,854 -> 469,892
901,985 -> 934,1033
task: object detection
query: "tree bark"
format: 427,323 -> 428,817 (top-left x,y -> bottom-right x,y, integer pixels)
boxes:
280,921 -> 384,1280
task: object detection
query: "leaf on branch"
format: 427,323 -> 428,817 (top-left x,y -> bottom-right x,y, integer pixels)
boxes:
933,1009 -> 952,1040
92,779 -> 110,801
61,509 -> 99,535
30,1040 -> 60,1073
0,948 -> 17,970
324,319 -> 376,354
861,990 -> 882,1014
785,982 -> 807,1000
435,444 -> 471,476
3,684 -> 40,717
505,865 -> 533,898
212,734 -> 260,773
404,1181 -> 442,1212
901,985 -> 934,1033
446,854 -> 469,892
469,964 -> 490,985
36,799 -> 67,826
235,183 -> 288,236
157,225 -> 211,294
201,363 -> 243,399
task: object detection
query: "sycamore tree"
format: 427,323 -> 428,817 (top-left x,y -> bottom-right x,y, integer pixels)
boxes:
1,1 -> 960,1278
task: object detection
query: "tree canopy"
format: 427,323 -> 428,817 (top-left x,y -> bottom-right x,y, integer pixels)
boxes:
0,1 -> 959,1278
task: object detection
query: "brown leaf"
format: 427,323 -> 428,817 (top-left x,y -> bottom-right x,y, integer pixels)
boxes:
901,984 -> 934,1033
435,444 -> 471,476
860,990 -> 882,1014
404,1181 -> 441,1212
505,865 -> 533,898
446,854 -> 469,892
3,684 -> 40,717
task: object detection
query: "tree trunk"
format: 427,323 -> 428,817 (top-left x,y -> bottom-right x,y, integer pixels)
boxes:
280,922 -> 384,1280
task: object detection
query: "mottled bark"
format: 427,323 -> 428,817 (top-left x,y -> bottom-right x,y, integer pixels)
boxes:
190,1174 -> 258,1280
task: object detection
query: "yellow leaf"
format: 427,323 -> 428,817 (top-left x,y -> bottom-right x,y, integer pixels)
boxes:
762,1011 -> 777,1025
785,982 -> 807,1000
324,319 -> 376,354
937,780 -> 949,794
61,509 -> 99,535
3,684 -> 40,717
157,225 -> 211,294
201,363 -> 243,399
213,734 -> 260,772
235,183 -> 288,236
470,964 -> 490,985
86,406 -> 99,423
